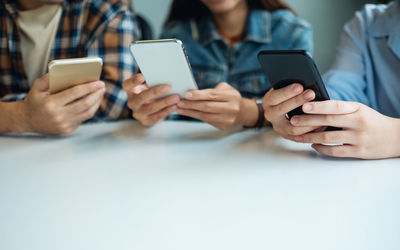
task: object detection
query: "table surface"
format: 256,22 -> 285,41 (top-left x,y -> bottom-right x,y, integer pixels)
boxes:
1,120 -> 399,250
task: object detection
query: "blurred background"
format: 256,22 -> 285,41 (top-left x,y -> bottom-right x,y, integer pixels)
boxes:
132,0 -> 378,73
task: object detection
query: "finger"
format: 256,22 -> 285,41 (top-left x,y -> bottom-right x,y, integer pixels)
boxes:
32,74 -> 50,92
176,108 -> 232,124
130,84 -> 171,108
295,130 -> 356,145
303,100 -> 360,115
184,88 -> 232,101
141,105 -> 177,127
66,88 -> 105,114
290,113 -> 355,129
122,73 -> 145,92
270,89 -> 315,116
312,144 -> 357,158
53,81 -> 105,106
215,82 -> 231,90
263,83 -> 303,106
136,95 -> 180,117
72,93 -> 103,124
131,84 -> 149,95
284,123 -> 322,137
177,100 -> 234,114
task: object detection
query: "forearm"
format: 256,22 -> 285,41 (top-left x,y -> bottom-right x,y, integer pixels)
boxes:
0,101 -> 26,134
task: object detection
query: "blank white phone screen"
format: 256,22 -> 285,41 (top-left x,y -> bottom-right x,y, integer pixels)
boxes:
130,40 -> 198,98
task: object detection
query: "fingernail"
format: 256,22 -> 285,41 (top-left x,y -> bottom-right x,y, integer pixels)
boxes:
176,108 -> 183,114
95,81 -> 105,88
160,86 -> 170,93
184,92 -> 193,99
293,85 -> 302,94
303,103 -> 313,112
303,90 -> 314,100
177,101 -> 184,107
171,105 -> 177,111
291,116 -> 299,125
101,87 -> 106,93
295,136 -> 303,142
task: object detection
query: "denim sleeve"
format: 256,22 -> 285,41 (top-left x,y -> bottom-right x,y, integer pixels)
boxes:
160,23 -> 175,39
323,12 -> 370,105
292,25 -> 313,56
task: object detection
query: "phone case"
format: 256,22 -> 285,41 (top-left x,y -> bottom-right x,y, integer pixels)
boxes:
49,57 -> 103,94
130,39 -> 198,98
258,50 -> 339,131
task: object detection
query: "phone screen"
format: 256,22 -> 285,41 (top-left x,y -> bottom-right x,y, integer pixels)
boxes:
130,39 -> 198,98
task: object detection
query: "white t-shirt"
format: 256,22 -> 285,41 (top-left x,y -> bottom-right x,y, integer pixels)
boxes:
17,4 -> 62,86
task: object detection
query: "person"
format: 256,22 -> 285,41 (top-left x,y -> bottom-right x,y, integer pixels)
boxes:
262,0 -> 400,159
0,0 -> 139,135
123,0 -> 312,130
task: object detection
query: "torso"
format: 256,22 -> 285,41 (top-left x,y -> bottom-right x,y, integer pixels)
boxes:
161,9 -> 313,99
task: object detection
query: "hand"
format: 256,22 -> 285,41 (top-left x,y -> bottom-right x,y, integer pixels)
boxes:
21,74 -> 105,135
262,83 -> 321,140
176,82 -> 258,130
291,100 -> 400,159
122,74 -> 180,126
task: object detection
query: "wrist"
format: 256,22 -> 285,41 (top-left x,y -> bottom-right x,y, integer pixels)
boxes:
239,98 -> 259,127
0,101 -> 28,133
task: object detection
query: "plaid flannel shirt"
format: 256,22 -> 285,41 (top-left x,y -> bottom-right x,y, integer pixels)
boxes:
0,0 -> 139,119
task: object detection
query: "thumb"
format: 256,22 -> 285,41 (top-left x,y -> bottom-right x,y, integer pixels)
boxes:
31,74 -> 50,93
123,73 -> 146,92
215,82 -> 231,89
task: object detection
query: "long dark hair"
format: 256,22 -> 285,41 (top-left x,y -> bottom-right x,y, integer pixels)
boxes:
166,0 -> 295,23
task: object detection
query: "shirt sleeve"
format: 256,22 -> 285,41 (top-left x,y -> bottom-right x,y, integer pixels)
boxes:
86,3 -> 140,120
323,12 -> 370,105
1,93 -> 27,102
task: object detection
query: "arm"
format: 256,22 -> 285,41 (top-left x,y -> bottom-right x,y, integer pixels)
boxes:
86,1 -> 140,120
323,13 -> 370,105
0,101 -> 25,133
291,24 -> 313,55
1,93 -> 27,102
0,75 -> 106,135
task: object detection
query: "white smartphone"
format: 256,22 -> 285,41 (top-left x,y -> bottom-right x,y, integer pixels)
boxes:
130,39 -> 198,98
48,57 -> 103,94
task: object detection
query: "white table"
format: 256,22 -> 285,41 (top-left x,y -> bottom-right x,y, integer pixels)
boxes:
1,121 -> 399,250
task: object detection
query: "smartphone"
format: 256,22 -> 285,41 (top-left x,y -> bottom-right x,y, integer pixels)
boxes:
258,50 -> 339,131
48,57 -> 103,94
130,39 -> 198,98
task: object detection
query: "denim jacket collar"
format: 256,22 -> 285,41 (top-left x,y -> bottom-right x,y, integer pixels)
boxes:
191,9 -> 272,46
369,0 -> 400,58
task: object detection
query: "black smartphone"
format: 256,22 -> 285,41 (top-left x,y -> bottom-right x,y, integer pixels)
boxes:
258,50 -> 339,131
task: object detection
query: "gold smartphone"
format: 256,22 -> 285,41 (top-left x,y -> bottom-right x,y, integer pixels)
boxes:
48,57 -> 103,94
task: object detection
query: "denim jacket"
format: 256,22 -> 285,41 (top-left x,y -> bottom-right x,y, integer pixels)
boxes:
161,9 -> 313,99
